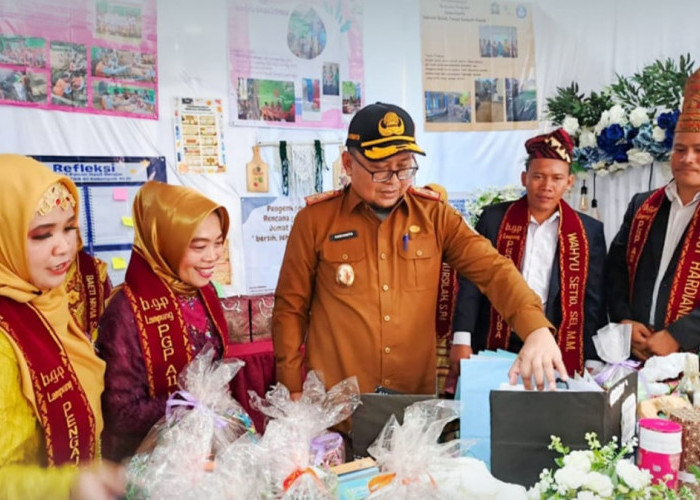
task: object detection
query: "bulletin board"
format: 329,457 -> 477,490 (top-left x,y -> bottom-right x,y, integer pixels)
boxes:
33,155 -> 166,285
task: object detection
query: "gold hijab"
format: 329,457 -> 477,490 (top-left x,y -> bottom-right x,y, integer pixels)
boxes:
131,181 -> 230,295
0,154 -> 104,432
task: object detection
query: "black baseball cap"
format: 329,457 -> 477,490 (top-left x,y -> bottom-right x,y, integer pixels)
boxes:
345,102 -> 425,160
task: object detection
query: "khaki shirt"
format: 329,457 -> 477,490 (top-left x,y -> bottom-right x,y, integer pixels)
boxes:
272,186 -> 551,394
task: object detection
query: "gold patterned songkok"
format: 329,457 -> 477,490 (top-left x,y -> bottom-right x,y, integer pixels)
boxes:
675,67 -> 700,133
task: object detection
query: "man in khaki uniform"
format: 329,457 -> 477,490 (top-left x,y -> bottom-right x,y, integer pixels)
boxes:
273,102 -> 566,398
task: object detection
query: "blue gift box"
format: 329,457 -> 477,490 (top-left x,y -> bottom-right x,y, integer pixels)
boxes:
336,465 -> 380,500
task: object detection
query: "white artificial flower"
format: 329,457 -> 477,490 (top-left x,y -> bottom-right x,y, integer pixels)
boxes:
576,492 -> 602,500
554,466 -> 587,491
592,161 -> 610,176
627,148 -> 654,167
616,460 -> 652,491
609,162 -> 627,173
652,125 -> 667,142
562,450 -> 593,472
579,129 -> 597,148
583,472 -> 614,497
608,104 -> 628,126
594,111 -> 611,135
526,483 -> 542,499
563,115 -> 581,136
629,107 -> 650,127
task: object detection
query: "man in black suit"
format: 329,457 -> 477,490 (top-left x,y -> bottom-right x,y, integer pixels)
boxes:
607,69 -> 700,359
452,128 -> 607,376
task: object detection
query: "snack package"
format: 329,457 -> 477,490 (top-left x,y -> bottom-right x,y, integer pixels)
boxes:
366,399 -> 527,500
250,371 -> 361,499
125,346 -> 256,499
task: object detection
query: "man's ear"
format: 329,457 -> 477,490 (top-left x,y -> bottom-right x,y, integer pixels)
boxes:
342,151 -> 354,177
566,174 -> 575,191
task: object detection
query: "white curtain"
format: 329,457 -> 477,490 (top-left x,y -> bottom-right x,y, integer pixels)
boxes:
569,163 -> 673,247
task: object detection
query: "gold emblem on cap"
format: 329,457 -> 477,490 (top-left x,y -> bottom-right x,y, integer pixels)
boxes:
336,264 -> 355,287
544,136 -> 571,163
378,112 -> 405,137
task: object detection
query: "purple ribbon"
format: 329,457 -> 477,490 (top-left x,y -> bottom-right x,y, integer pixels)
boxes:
165,389 -> 228,428
310,432 -> 344,466
594,360 -> 640,386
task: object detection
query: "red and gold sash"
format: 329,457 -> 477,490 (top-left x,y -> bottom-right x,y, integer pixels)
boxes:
73,250 -> 109,337
436,262 -> 459,395
436,262 -> 459,341
0,297 -> 96,466
487,197 -> 589,374
123,249 -> 229,398
627,187 -> 700,325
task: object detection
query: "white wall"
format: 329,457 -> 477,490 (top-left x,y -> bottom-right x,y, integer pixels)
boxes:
1,0 -> 699,293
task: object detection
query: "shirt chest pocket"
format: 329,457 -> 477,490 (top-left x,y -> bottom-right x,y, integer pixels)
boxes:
319,241 -> 367,294
398,237 -> 441,291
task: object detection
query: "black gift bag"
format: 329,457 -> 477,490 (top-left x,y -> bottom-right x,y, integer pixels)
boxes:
489,372 -> 637,487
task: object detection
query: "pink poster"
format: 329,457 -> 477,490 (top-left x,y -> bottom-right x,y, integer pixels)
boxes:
0,0 -> 158,119
229,0 -> 363,129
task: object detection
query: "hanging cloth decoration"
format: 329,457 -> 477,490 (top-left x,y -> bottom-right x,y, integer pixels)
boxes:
313,140 -> 326,193
279,140 -> 289,196
246,145 -> 269,193
289,143 -> 315,197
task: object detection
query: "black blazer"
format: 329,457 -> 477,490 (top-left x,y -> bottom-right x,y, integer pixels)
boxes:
606,190 -> 700,350
453,200 -> 607,359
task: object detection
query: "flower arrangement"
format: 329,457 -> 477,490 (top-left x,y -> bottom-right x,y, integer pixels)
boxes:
527,433 -> 699,500
546,55 -> 695,175
457,184 -> 524,227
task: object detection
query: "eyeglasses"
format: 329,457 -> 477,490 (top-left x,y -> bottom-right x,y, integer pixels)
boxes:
350,153 -> 419,183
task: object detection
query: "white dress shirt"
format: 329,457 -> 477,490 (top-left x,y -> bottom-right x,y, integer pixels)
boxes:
649,181 -> 700,324
453,210 -> 559,346
521,211 -> 560,308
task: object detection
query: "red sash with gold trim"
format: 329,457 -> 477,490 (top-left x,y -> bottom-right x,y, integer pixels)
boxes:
76,250 -> 107,336
124,249 -> 229,398
487,197 -> 589,374
627,187 -> 700,325
436,262 -> 458,341
0,297 -> 96,466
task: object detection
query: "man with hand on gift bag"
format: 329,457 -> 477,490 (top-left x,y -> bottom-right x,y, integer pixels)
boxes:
272,101 -> 567,399
452,128 -> 607,377
607,68 -> 700,360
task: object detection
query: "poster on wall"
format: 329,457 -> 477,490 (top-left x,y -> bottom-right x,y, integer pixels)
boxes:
173,97 -> 227,174
32,155 -> 167,285
420,0 -> 537,132
0,0 -> 158,119
229,0 -> 364,129
241,196 -> 304,294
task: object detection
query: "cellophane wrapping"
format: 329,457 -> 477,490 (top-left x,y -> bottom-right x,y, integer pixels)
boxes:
366,399 -> 527,500
250,371 -> 361,499
125,346 -> 259,499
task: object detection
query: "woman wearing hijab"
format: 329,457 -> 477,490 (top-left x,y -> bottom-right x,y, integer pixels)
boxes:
0,154 -> 124,499
97,181 -> 233,461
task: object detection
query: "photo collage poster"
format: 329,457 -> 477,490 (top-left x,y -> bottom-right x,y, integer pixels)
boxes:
420,0 -> 537,131
0,0 -> 158,119
229,0 -> 364,129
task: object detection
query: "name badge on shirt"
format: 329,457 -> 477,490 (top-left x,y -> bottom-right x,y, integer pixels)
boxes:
329,230 -> 357,242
